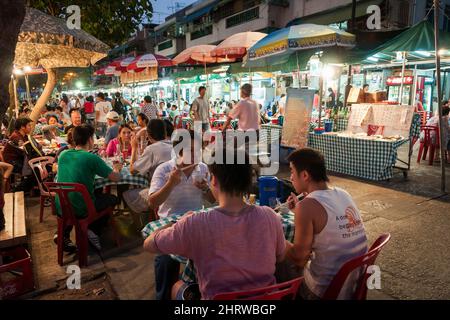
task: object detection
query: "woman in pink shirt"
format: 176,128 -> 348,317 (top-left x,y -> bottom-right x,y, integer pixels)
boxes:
144,147 -> 286,300
106,124 -> 133,158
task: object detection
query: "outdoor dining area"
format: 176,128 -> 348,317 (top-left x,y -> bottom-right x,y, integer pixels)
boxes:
1,0 -> 450,305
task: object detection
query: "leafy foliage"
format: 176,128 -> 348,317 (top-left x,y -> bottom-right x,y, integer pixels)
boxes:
27,0 -> 153,47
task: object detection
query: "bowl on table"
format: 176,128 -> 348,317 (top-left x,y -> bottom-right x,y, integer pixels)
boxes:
314,127 -> 325,134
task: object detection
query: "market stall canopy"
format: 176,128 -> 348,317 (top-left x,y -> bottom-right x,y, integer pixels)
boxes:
244,24 -> 355,68
14,7 -> 109,68
210,32 -> 267,59
94,66 -> 120,76
173,52 -> 312,79
357,20 -> 450,65
127,53 -> 173,72
173,45 -> 235,65
108,56 -> 136,72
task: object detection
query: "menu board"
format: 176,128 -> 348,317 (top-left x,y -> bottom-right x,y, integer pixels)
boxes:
281,88 -> 315,148
348,104 -> 415,137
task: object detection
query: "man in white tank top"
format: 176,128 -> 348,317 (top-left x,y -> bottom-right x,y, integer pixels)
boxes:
284,148 -> 368,299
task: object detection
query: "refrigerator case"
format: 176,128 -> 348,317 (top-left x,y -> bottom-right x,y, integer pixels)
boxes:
387,85 -> 411,105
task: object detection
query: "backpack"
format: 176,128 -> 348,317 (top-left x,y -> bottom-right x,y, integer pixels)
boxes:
113,98 -> 126,116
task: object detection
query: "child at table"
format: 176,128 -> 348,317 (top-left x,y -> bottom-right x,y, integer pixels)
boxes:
143,147 -> 286,300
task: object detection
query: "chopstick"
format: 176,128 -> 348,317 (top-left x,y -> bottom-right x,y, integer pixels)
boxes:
273,194 -> 304,212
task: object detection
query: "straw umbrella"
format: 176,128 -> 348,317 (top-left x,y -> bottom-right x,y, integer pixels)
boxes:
13,7 -> 109,122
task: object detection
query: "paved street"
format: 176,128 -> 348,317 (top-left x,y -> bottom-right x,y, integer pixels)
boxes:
23,143 -> 450,300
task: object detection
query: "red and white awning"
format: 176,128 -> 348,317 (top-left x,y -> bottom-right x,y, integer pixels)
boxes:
108,56 -> 135,72
127,54 -> 173,72
94,66 -> 120,76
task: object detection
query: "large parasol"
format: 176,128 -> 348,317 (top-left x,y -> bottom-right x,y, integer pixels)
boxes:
127,53 -> 173,72
244,24 -> 355,129
211,32 -> 267,59
244,24 -> 355,68
14,7 -> 109,121
173,45 -> 234,66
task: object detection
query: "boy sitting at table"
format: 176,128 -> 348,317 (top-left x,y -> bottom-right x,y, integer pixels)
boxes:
284,148 -> 368,299
143,147 -> 286,300
55,124 -> 122,252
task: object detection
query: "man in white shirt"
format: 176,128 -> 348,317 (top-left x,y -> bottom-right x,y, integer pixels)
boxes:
147,130 -> 215,218
147,129 -> 215,300
277,94 -> 286,117
123,119 -> 173,213
95,92 -> 112,137
223,83 -> 260,132
191,86 -> 210,132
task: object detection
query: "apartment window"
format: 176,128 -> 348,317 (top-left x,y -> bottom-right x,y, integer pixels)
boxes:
213,2 -> 234,21
226,6 -> 259,29
190,25 -> 213,40
158,40 -> 173,51
243,0 -> 261,10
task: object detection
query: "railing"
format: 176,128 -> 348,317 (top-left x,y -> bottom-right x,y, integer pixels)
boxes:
157,40 -> 173,51
190,25 -> 213,40
226,6 -> 259,29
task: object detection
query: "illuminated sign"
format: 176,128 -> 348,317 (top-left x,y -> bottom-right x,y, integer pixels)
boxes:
386,76 -> 413,86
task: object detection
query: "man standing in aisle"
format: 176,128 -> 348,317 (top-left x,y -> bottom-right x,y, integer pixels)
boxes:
141,96 -> 159,120
104,111 -> 121,146
95,92 -> 112,137
223,83 -> 260,136
191,86 -> 210,132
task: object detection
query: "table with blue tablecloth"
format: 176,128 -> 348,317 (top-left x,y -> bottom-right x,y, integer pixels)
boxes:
141,209 -> 295,283
307,134 -> 409,181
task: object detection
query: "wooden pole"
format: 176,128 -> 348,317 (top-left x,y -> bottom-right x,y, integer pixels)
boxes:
177,78 -> 181,111
398,52 -> 407,104
318,63 -> 324,129
412,64 -> 418,107
12,75 -> 19,118
434,0 -> 446,192
24,74 -> 32,106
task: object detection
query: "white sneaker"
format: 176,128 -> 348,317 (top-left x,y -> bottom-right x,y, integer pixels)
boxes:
87,229 -> 102,251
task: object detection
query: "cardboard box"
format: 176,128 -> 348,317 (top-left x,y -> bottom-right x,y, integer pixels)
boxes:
364,91 -> 387,103
347,87 -> 364,103
373,91 -> 387,102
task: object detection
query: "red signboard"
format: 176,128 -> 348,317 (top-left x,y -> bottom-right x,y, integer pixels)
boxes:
386,76 -> 414,86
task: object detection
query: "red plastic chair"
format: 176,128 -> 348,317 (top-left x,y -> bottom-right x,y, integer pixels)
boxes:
173,116 -> 183,129
28,156 -> 56,222
417,126 -> 440,165
44,182 -> 121,267
213,277 -> 303,300
321,233 -> 391,300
